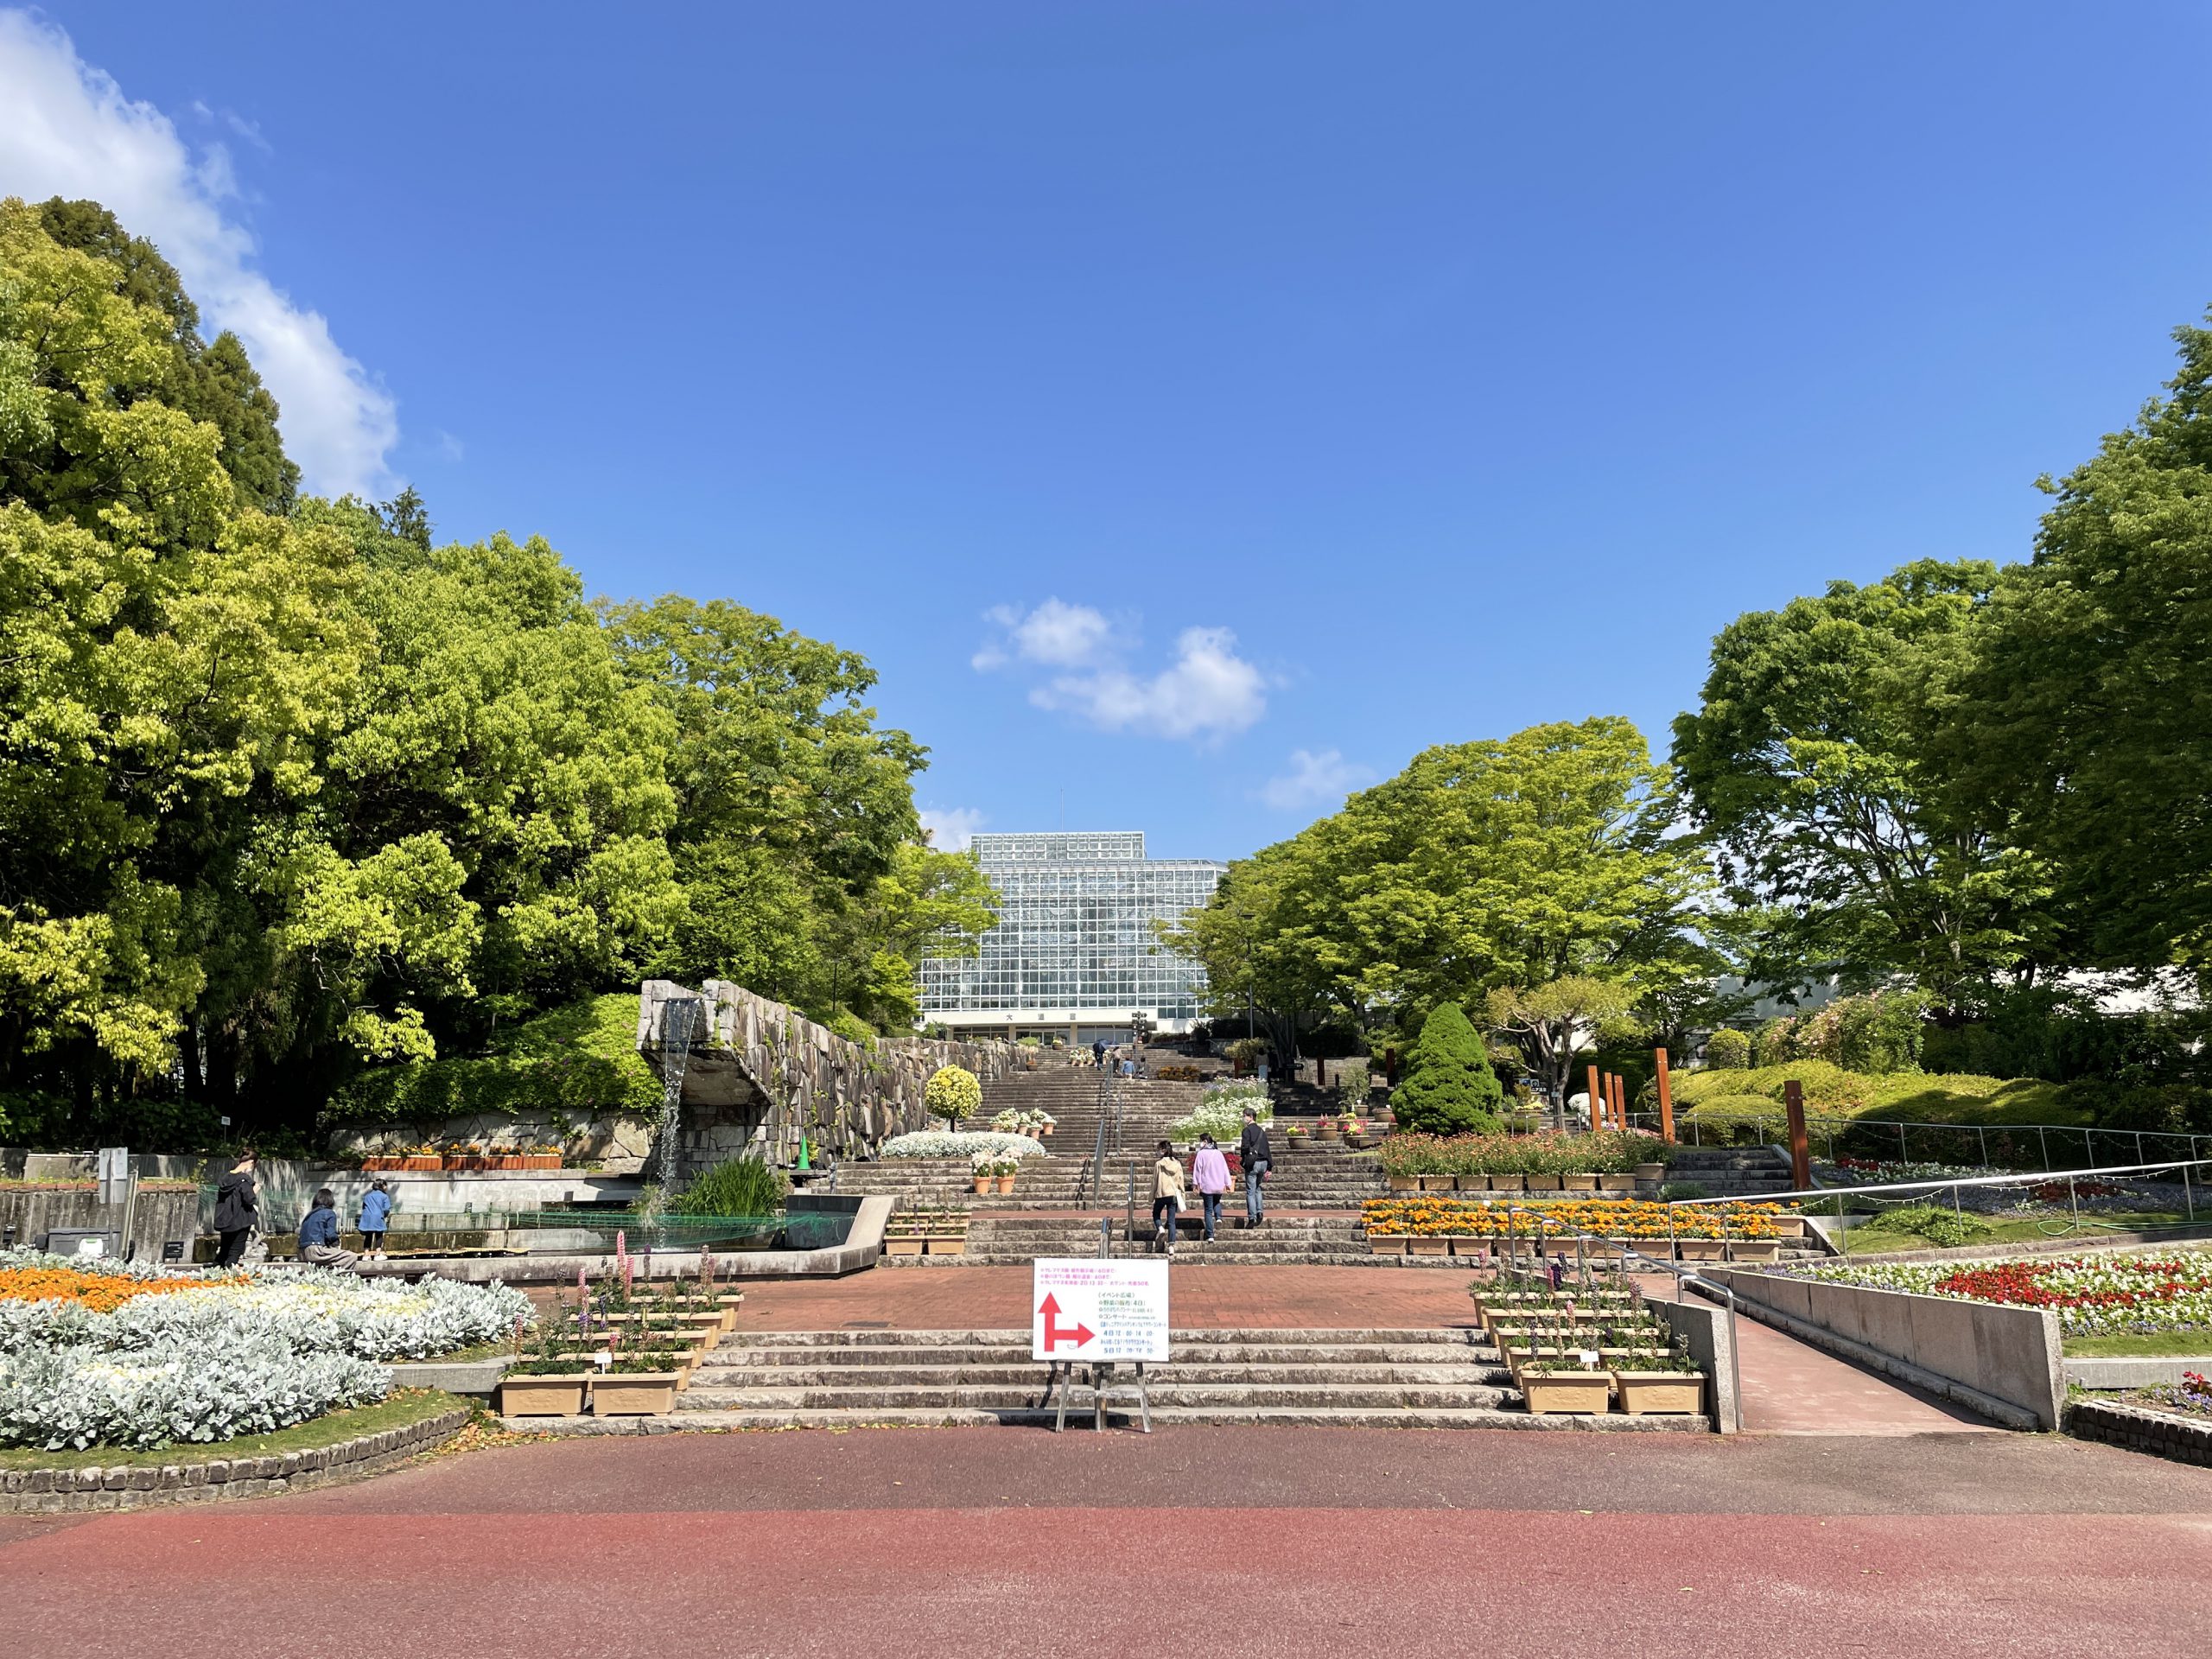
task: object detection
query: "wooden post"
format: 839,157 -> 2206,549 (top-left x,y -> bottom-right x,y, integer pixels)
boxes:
1586,1064 -> 1603,1134
1655,1047 -> 1675,1143
1610,1072 -> 1626,1130
1784,1077 -> 1811,1191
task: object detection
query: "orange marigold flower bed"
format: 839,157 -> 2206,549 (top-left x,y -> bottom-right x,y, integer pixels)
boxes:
0,1266 -> 208,1313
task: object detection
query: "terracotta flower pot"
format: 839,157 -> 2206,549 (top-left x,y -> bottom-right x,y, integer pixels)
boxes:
972,1177 -> 991,1194
995,1175 -> 1014,1194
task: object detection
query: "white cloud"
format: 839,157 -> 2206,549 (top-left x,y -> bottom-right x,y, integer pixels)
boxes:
1036,625 -> 1267,741
919,806 -> 986,853
974,599 -> 1113,671
0,11 -> 400,497
1261,747 -> 1372,810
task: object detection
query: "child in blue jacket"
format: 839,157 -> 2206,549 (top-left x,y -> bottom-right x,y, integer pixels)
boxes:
358,1179 -> 394,1261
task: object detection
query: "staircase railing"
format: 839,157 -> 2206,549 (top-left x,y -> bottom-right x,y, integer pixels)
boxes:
1079,1070 -> 1112,1206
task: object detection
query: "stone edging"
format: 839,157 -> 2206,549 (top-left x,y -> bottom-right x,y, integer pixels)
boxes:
0,1407 -> 470,1514
2066,1398 -> 2212,1468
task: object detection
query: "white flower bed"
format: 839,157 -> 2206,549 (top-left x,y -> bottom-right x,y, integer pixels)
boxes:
880,1130 -> 1047,1160
1173,1091 -> 1274,1142
0,1250 -> 531,1451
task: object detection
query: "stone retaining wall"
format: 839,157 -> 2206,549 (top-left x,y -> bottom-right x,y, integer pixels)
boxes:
2066,1398 -> 2212,1467
0,1406 -> 470,1514
641,979 -> 1072,1179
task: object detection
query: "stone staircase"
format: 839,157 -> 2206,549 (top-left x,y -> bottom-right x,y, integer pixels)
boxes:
648,1325 -> 1702,1429
878,1212 -> 1466,1268
1662,1147 -> 1796,1198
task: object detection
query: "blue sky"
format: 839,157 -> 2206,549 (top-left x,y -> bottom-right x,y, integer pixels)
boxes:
7,3 -> 2212,862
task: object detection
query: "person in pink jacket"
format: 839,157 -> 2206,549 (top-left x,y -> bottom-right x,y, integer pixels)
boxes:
1190,1134 -> 1233,1243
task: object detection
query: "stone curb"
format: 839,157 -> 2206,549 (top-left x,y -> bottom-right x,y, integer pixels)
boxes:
2065,1398 -> 2212,1468
0,1408 -> 471,1514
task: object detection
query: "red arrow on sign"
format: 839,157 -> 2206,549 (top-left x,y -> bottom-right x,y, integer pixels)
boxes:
1038,1292 -> 1095,1351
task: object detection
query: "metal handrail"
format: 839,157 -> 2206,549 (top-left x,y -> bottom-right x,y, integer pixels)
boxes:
1640,1106 -> 2212,1173
1079,1071 -> 1112,1207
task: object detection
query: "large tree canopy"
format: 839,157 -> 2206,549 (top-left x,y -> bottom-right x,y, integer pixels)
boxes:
1670,559 -> 2053,1013
1941,319 -> 2212,976
0,199 -> 984,1147
1169,717 -> 1711,1084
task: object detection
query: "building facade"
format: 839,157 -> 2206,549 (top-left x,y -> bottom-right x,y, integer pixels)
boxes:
918,831 -> 1224,1039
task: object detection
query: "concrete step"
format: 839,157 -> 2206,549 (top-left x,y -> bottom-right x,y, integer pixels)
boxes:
676,1382 -> 1516,1410
524,1404 -> 1703,1432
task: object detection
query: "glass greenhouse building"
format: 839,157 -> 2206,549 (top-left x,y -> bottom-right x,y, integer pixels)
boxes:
918,831 -> 1224,1039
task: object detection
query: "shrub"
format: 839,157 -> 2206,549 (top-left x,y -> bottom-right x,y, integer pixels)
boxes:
2062,1080 -> 2212,1135
1658,1180 -> 1710,1201
1155,1064 -> 1202,1082
1390,1003 -> 1503,1135
1171,1095 -> 1274,1142
323,994 -> 662,1129
1702,1028 -> 1752,1070
1866,1204 -> 1993,1249
673,1154 -> 788,1218
924,1065 -> 982,1128
1335,1061 -> 1372,1110
1752,1017 -> 1800,1067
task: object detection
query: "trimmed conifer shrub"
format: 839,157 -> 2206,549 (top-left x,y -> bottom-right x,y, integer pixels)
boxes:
1389,1002 -> 1504,1135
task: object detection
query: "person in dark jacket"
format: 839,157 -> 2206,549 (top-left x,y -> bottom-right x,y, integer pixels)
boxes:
298,1186 -> 359,1271
1238,1109 -> 1272,1229
213,1151 -> 260,1268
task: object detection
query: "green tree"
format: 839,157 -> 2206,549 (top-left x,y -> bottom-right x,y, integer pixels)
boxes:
1389,1001 -> 1503,1134
35,197 -> 300,512
1942,317 -> 2212,976
1671,560 -> 2052,1014
1482,976 -> 1638,1114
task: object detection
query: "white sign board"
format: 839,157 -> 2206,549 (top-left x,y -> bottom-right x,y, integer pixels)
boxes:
1031,1258 -> 1170,1363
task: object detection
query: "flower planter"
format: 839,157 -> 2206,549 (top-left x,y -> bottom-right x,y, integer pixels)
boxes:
1561,1173 -> 1599,1192
1406,1236 -> 1451,1256
1367,1234 -> 1406,1255
995,1175 -> 1014,1195
1448,1236 -> 1488,1258
1674,1237 -> 1726,1261
925,1236 -> 967,1255
497,1374 -> 592,1416
1725,1239 -> 1781,1262
1040,1125 -> 1054,1136
886,1236 -> 925,1256
402,1156 -> 440,1172
1451,1173 -> 1485,1192
1521,1371 -> 1613,1415
1417,1174 -> 1457,1192
1611,1371 -> 1703,1415
1523,1174 -> 1562,1192
1487,1174 -> 1526,1193
973,1178 -> 991,1194
1388,1174 -> 1420,1193
1772,1217 -> 1807,1239
1634,1163 -> 1665,1181
1598,1175 -> 1636,1194
592,1373 -> 682,1415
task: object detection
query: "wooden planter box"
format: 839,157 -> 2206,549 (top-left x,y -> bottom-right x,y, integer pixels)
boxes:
1726,1239 -> 1781,1262
924,1236 -> 967,1255
885,1236 -> 925,1255
1561,1174 -> 1599,1192
592,1373 -> 681,1415
1611,1371 -> 1703,1415
1487,1174 -> 1526,1192
1598,1175 -> 1636,1194
1367,1235 -> 1405,1255
497,1375 -> 591,1416
1406,1236 -> 1451,1256
1523,1174 -> 1563,1192
1521,1371 -> 1613,1415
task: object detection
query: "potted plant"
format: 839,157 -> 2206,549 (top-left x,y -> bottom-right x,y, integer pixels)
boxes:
1610,1344 -> 1704,1416
496,1311 -> 591,1416
1519,1357 -> 1613,1415
591,1337 -> 684,1415
1037,1112 -> 1056,1138
970,1150 -> 995,1195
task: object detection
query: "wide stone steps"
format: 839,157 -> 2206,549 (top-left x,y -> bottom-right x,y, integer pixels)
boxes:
677,1382 -> 1515,1411
603,1403 -> 1681,1431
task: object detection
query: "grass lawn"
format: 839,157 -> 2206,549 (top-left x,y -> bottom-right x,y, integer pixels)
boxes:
2064,1332 -> 2212,1358
0,1388 -> 467,1471
1840,1211 -> 2196,1255
406,1338 -> 508,1364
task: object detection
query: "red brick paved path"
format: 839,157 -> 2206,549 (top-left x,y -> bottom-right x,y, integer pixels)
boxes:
5,1430 -> 2209,1657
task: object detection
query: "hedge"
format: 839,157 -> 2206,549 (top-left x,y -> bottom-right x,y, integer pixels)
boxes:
321,995 -> 663,1128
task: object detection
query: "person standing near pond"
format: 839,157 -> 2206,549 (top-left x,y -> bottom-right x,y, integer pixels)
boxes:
213,1149 -> 260,1268
357,1179 -> 393,1261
